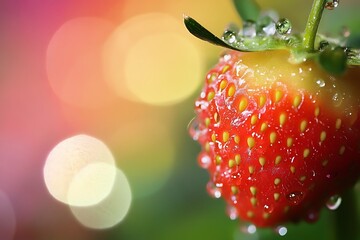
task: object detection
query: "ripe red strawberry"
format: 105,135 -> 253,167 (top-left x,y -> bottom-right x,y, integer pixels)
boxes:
189,49 -> 360,227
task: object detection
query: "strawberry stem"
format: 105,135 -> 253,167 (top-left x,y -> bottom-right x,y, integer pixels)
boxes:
232,0 -> 260,22
303,0 -> 327,51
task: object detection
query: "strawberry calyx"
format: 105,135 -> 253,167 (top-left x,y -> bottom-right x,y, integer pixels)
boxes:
184,0 -> 360,75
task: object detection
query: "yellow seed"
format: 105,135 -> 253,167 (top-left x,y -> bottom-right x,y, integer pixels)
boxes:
314,107 -> 320,117
221,65 -> 230,73
274,178 -> 281,185
275,90 -> 283,103
339,146 -> 345,155
290,166 -> 296,173
215,155 -> 222,165
293,95 -> 301,108
259,95 -> 266,108
228,159 -> 235,168
275,155 -> 282,165
239,98 -> 248,112
259,157 -> 266,167
320,131 -> 327,142
231,186 -> 238,195
274,193 -> 280,201
214,112 -> 219,122
336,118 -> 342,130
219,80 -> 227,90
247,211 -> 254,218
207,91 -> 215,101
250,197 -> 257,206
263,213 -> 270,219
205,118 -> 210,127
303,148 -> 310,158
300,120 -> 308,133
205,142 -> 210,152
270,132 -> 277,144
211,133 -> 216,142
287,138 -> 293,147
247,137 -> 255,149
223,131 -> 229,142
279,113 -> 287,127
250,186 -> 257,196
227,85 -> 236,97
235,154 -> 241,165
249,166 -> 255,174
234,135 -> 240,144
299,176 -> 306,182
251,115 -> 258,125
260,122 -> 268,132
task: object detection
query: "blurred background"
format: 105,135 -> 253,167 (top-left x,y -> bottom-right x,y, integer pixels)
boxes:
0,0 -> 359,239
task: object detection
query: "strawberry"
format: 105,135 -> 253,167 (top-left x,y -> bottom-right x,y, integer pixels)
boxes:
187,0 -> 360,228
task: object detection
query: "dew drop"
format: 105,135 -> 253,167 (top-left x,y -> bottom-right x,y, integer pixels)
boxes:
276,18 -> 292,35
262,22 -> 276,36
275,226 -> 288,237
332,92 -> 343,107
222,30 -> 237,44
326,195 -> 342,210
206,181 -> 222,198
197,152 -> 211,169
257,15 -> 276,36
243,21 -> 257,38
226,205 -> 239,220
319,40 -> 329,50
316,79 -> 326,88
286,191 -> 304,206
188,117 -> 201,140
325,0 -> 339,10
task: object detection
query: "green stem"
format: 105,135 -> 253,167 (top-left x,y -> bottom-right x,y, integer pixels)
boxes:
303,0 -> 327,51
334,188 -> 359,240
232,0 -> 260,22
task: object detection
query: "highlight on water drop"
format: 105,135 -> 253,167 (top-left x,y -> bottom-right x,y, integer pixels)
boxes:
325,194 -> 342,210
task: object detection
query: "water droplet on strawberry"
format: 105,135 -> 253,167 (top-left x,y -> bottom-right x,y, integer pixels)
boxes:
326,195 -> 342,210
316,79 -> 326,88
286,191 -> 304,205
226,204 -> 239,220
332,92 -> 344,107
188,117 -> 201,140
206,181 -> 222,198
197,152 -> 211,169
275,18 -> 292,35
274,226 -> 288,236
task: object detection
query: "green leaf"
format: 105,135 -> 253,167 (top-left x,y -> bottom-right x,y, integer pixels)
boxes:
232,0 -> 260,22
183,15 -> 248,51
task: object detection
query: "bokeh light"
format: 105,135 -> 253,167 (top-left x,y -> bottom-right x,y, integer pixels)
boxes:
70,168 -> 132,229
102,12 -> 204,105
0,191 -> 16,240
107,119 -> 176,199
46,17 -> 116,108
43,134 -> 117,207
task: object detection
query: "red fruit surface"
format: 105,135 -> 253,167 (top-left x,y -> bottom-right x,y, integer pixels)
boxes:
190,50 -> 360,227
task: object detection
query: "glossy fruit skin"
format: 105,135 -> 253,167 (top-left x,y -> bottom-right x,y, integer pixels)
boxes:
190,50 -> 360,227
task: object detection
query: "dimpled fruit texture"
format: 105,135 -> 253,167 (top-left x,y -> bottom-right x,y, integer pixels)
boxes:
189,50 -> 360,227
